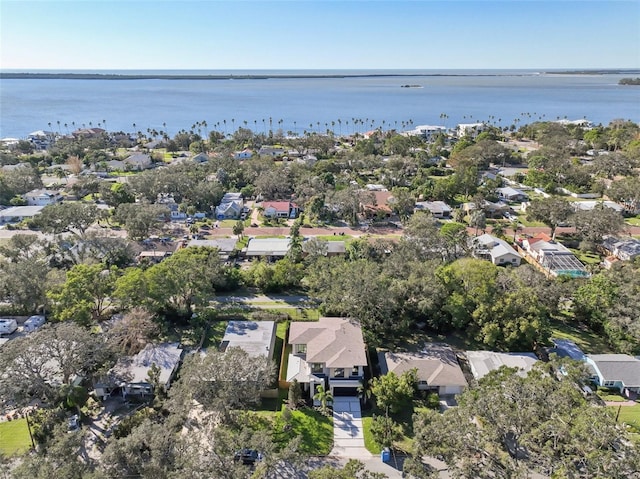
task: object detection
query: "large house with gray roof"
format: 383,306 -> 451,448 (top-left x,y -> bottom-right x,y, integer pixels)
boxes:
586,354 -> 640,398
287,317 -> 367,398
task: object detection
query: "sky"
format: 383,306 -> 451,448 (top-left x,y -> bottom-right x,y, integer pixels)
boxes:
1,0 -> 639,70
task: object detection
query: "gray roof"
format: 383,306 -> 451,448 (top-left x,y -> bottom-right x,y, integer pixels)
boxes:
221,321 -> 276,359
289,317 -> 367,368
588,354 -> 640,388
110,343 -> 183,387
379,344 -> 467,387
0,205 -> 45,218
466,351 -> 538,380
414,201 -> 452,214
245,238 -> 291,256
326,241 -> 346,254
474,234 -> 521,261
187,238 -> 238,253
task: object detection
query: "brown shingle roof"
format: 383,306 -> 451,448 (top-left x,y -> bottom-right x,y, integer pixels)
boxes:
380,344 -> 467,387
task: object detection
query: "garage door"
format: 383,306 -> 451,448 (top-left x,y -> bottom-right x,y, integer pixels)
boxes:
333,387 -> 359,396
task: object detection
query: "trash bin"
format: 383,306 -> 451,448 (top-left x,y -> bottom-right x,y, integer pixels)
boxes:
381,447 -> 390,463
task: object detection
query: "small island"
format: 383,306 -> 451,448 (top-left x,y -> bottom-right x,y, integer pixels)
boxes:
401,84 -> 422,88
619,77 -> 640,85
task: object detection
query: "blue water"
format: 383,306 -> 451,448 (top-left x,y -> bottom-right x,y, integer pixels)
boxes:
1,70 -> 639,138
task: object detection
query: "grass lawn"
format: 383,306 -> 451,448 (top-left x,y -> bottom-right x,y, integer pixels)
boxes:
549,318 -> 612,354
0,418 -> 32,456
285,407 -> 333,455
625,216 -> 640,226
568,248 -> 602,265
519,216 -> 547,227
362,397 -> 438,455
611,404 -> 640,433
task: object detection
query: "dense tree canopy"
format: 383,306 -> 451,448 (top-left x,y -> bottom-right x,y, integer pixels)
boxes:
413,362 -> 640,479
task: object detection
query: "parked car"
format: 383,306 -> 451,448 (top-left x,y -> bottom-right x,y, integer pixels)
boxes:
24,315 -> 45,332
0,318 -> 18,336
234,449 -> 262,465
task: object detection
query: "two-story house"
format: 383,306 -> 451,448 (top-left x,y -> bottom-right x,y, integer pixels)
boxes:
286,317 -> 367,399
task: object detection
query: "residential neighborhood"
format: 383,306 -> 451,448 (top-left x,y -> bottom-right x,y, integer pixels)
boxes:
1,117 -> 639,478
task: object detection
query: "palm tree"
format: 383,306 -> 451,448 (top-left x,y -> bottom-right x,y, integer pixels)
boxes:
313,384 -> 333,416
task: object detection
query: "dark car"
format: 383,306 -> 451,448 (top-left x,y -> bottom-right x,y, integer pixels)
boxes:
234,449 -> 262,465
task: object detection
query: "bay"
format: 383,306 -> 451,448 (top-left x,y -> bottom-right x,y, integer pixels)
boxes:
1,69 -> 639,139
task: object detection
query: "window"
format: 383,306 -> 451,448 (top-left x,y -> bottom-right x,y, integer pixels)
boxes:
333,368 -> 344,378
296,344 -> 306,354
311,363 -> 323,374
351,366 -> 360,377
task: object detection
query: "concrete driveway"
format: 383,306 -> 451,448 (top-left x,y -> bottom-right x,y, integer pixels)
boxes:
330,397 -> 372,459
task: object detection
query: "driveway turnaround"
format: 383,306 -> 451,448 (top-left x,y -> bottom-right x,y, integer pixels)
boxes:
330,397 -> 372,458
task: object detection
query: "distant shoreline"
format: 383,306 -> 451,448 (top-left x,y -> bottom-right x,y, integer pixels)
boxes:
1,70 -> 637,80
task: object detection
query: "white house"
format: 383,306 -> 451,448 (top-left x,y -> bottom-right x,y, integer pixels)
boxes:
23,315 -> 46,332
379,344 -> 467,396
94,343 -> 183,400
472,233 -> 522,266
585,354 -> 640,398
457,122 -> 486,138
414,201 -> 453,218
220,321 -> 277,362
24,189 -> 63,206
287,317 -> 367,398
262,201 -> 299,219
466,351 -> 538,381
0,205 -> 44,224
258,146 -> 286,157
0,319 -> 18,336
496,186 -> 528,202
407,125 -> 448,142
573,200 -> 623,213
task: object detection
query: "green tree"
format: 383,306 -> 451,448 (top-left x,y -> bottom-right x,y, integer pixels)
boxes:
232,219 -> 245,238
145,246 -> 222,319
35,202 -> 103,238
313,384 -> 334,416
572,204 -> 626,244
0,322 -> 105,407
412,362 -> 640,479
47,263 -> 117,324
525,197 -> 574,239
113,203 -> 170,240
369,414 -> 403,449
369,369 -> 416,415
287,379 -> 304,410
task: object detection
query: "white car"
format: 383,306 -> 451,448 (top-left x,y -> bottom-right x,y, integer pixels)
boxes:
24,315 -> 46,332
